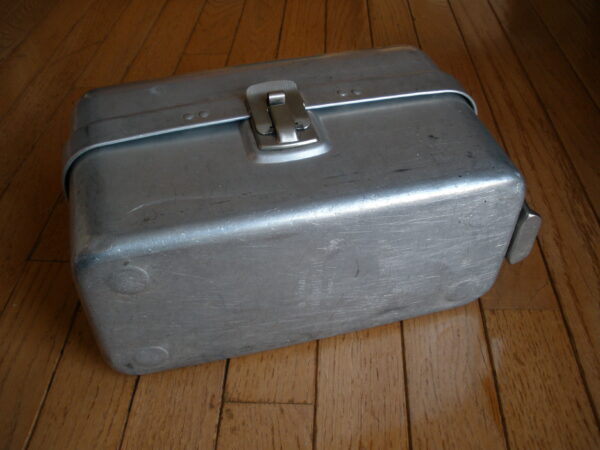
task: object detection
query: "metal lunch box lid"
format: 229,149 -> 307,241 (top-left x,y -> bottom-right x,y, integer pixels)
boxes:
62,46 -> 476,193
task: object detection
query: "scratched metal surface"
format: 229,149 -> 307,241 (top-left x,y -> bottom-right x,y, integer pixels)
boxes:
68,51 -> 524,374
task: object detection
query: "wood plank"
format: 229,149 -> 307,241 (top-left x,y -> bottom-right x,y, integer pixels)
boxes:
177,0 -> 245,73
449,0 -> 600,412
123,0 -> 206,83
217,403 -> 313,450
486,309 -> 600,449
30,196 -> 70,262
225,343 -> 316,404
368,0 -> 417,47
569,0 -> 600,25
278,0 -> 325,58
0,262 -> 78,449
528,0 -> 600,107
30,0 -> 207,265
409,1 -> 600,447
227,0 -> 286,66
76,0 -> 167,88
488,0 -> 600,215
121,362 -> 226,449
0,89 -> 84,312
403,303 -> 506,450
0,0 -> 128,194
368,2 -> 507,448
316,324 -> 408,450
0,36 -> 98,193
106,2 -> 244,446
482,246 -> 555,311
326,0 -> 371,52
0,0 -> 59,61
222,0 -> 323,406
26,312 -> 136,450
24,2 -> 214,448
315,4 -> 409,449
0,0 -> 165,312
0,0 -> 95,120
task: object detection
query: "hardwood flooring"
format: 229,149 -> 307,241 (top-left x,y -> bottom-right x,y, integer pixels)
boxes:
0,0 -> 598,448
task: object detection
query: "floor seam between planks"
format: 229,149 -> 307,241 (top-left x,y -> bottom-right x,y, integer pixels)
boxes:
0,0 -> 123,197
311,340 -> 319,450
222,0 -> 248,68
224,400 -> 314,406
400,321 -> 413,450
526,0 -> 600,110
23,302 -> 81,450
119,0 -> 170,82
536,237 -> 600,425
478,299 -> 511,449
117,376 -> 141,450
26,195 -> 62,262
486,0 -> 599,220
214,359 -> 230,450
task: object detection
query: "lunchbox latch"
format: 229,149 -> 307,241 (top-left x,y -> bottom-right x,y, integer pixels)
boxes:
246,80 -> 319,151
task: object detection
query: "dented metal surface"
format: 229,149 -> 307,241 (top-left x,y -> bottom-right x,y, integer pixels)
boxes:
66,47 -> 538,374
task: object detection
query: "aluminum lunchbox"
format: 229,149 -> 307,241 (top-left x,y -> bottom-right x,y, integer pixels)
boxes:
64,47 -> 540,374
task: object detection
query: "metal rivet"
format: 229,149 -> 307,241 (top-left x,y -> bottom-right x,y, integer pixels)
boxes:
351,88 -> 362,96
183,113 -> 194,120
134,346 -> 169,367
198,110 -> 209,118
107,266 -> 149,295
337,89 -> 349,97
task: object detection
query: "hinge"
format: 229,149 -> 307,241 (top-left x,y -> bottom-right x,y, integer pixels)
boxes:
246,80 -> 319,151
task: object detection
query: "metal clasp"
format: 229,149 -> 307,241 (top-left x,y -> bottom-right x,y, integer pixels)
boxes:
246,80 -> 319,151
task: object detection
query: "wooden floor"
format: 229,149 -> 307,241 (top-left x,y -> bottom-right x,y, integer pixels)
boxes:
0,0 -> 598,448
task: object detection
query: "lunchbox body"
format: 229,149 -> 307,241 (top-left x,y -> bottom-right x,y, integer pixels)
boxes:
66,48 -> 531,374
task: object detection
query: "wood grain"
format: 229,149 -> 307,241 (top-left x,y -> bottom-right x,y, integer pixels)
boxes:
0,0 -> 59,61
486,309 -> 600,449
123,0 -> 206,83
177,0 -> 246,73
0,89 -> 83,312
326,0 -> 371,52
278,0 -> 325,58
528,0 -> 600,107
316,324 -> 408,450
222,0 -> 324,406
22,3 -> 217,448
0,0 -> 95,120
27,312 -> 136,450
314,3 -> 410,449
0,262 -> 78,449
30,196 -> 70,262
410,0 -> 600,445
489,0 -> 600,215
569,0 -> 600,24
0,0 -> 165,313
368,0 -> 417,47
121,362 -> 226,449
449,0 -> 600,410
482,246 -> 555,311
76,0 -> 167,88
404,303 -> 506,450
217,403 -> 313,450
225,343 -> 316,404
227,0 -> 286,66
0,1 -> 598,449
368,2 -> 508,448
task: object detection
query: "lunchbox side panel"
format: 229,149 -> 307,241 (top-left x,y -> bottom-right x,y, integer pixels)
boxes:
72,175 -> 523,374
